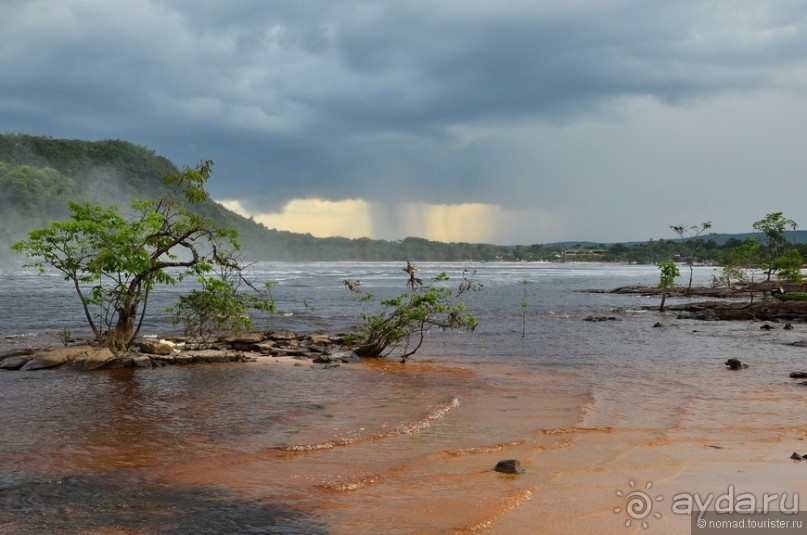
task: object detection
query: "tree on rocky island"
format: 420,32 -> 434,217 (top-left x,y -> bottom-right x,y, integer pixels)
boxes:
344,264 -> 482,362
714,238 -> 764,298
752,212 -> 798,281
670,221 -> 713,295
12,160 -> 273,352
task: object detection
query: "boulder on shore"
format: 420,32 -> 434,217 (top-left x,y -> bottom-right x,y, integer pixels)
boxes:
20,346 -> 110,371
137,339 -> 177,356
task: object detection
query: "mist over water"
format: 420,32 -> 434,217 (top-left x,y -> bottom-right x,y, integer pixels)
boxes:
2,263 -> 806,534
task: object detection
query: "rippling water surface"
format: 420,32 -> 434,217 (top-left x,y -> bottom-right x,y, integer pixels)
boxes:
2,262 -> 807,534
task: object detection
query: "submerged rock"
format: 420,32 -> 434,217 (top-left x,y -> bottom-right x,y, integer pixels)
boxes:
493,459 -> 525,474
725,358 -> 748,370
791,452 -> 804,461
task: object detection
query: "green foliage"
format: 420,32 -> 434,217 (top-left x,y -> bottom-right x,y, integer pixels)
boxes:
657,261 -> 680,312
59,328 -> 72,348
752,212 -> 798,280
658,262 -> 680,290
715,238 -> 764,288
344,264 -> 482,361
12,160 -> 251,352
169,270 -> 276,342
774,249 -> 804,283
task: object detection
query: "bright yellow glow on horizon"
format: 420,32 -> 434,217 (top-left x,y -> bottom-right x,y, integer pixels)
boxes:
397,203 -> 502,243
216,198 -> 505,242
219,198 -> 374,238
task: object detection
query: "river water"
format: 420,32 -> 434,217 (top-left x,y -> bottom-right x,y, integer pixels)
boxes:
1,262 -> 806,534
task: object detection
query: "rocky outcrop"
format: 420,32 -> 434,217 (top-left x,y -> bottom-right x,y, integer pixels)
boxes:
584,315 -> 619,322
0,330 -> 361,372
14,346 -> 116,371
668,299 -> 807,322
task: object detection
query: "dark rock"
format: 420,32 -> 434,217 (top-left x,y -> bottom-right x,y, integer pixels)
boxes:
584,316 -> 619,322
0,356 -> 32,370
725,358 -> 748,370
493,459 -> 525,474
789,372 -> 807,378
329,350 -> 362,364
132,355 -> 153,368
784,323 -> 794,330
760,324 -> 775,330
791,452 -> 804,460
0,348 -> 36,359
105,356 -> 135,369
652,322 -> 663,328
184,349 -> 244,363
251,341 -> 277,354
799,381 -> 807,386
271,348 -> 308,357
312,355 -> 332,364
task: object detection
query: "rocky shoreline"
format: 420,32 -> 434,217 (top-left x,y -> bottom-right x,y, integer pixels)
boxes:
594,281 -> 807,322
0,330 -> 361,372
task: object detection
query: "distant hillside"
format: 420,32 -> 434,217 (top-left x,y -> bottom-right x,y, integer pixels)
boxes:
0,134 -> 512,262
3,134 -> 804,265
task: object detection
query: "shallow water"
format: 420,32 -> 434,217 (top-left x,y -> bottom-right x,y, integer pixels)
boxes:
2,263 -> 807,534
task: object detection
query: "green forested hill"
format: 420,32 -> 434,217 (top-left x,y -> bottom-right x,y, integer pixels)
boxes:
5,134 -> 796,264
0,134 -> 515,262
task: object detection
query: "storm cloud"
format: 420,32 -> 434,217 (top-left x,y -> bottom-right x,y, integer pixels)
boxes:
2,0 -> 806,243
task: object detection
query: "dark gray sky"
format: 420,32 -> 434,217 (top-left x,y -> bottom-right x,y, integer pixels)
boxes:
2,1 -> 806,244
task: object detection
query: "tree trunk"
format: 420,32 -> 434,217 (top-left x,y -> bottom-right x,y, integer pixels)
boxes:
108,305 -> 135,353
687,264 -> 694,296
659,291 -> 668,312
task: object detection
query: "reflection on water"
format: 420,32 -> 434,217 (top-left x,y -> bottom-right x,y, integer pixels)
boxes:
2,263 -> 807,534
